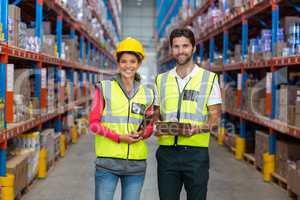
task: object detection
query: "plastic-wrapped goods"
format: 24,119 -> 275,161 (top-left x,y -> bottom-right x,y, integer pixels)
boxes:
40,129 -> 55,165
0,23 -> 4,41
42,35 -> 57,57
54,132 -> 61,157
25,30 -> 41,52
0,98 -> 4,130
260,29 -> 272,60
8,17 -> 19,46
12,132 -> 40,149
288,23 -> 300,55
47,67 -> 56,112
18,22 -> 27,49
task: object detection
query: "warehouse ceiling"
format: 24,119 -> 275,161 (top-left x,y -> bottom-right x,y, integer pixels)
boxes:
121,0 -> 155,50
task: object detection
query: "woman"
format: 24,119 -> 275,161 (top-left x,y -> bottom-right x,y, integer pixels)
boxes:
89,37 -> 156,200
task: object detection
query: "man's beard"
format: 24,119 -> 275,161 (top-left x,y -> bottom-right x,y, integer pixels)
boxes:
175,54 -> 193,65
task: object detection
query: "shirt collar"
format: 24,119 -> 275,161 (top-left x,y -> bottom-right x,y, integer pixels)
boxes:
170,64 -> 200,79
112,73 -> 141,98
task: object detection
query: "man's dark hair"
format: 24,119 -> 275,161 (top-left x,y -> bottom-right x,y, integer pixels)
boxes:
169,28 -> 195,47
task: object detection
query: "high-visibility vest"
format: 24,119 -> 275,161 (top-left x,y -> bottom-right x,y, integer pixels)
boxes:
156,67 -> 217,147
95,80 -> 154,160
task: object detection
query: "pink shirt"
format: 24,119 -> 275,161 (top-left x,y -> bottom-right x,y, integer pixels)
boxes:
89,87 -> 155,143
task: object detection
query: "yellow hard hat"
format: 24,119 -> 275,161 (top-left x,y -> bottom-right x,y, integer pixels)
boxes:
115,37 -> 145,60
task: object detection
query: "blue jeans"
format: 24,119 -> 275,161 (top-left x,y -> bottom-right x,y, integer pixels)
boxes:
95,169 -> 145,200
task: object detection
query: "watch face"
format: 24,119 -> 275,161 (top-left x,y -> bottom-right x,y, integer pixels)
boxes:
131,103 -> 146,115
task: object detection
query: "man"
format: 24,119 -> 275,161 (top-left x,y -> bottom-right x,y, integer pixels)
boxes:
155,28 -> 222,200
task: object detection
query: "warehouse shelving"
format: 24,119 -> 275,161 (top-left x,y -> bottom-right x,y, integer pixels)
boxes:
106,0 -> 121,38
156,0 -> 300,196
0,0 -> 118,195
157,0 -> 213,53
158,0 -> 282,66
157,0 -> 300,138
0,97 -> 91,144
44,0 -> 117,60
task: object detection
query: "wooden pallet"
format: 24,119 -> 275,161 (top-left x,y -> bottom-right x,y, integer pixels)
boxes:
288,189 -> 300,200
255,164 -> 262,173
271,172 -> 288,190
230,147 -> 236,154
243,153 -> 256,167
16,175 -> 38,200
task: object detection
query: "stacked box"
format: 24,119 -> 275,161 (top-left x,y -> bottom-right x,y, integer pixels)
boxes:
0,23 -> 4,41
8,5 -> 21,46
224,82 -> 237,111
287,162 -> 300,196
0,98 -> 4,130
13,69 -> 32,123
47,68 -> 56,112
42,35 -> 56,57
14,149 -> 39,184
276,42 -> 287,57
276,140 -> 300,178
24,28 -> 40,52
234,45 -> 242,63
280,16 -> 300,36
6,154 -> 28,196
295,89 -> 300,126
278,85 -> 297,124
255,131 -> 269,169
54,133 -> 61,157
43,21 -> 51,35
13,132 -> 40,183
18,22 -> 27,49
40,129 -> 55,166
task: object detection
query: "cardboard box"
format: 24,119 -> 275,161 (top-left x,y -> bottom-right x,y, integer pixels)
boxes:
279,85 -> 297,105
275,156 -> 288,178
0,98 -> 4,130
6,154 -> 28,196
276,140 -> 300,161
9,4 -> 21,21
295,114 -> 300,127
42,35 -> 56,56
287,163 -> 300,196
234,45 -> 242,62
288,105 -> 296,125
296,101 -> 300,114
255,131 -> 269,169
156,122 -> 192,136
26,28 -> 35,37
280,16 -> 300,36
43,21 -> 51,35
276,42 -> 287,57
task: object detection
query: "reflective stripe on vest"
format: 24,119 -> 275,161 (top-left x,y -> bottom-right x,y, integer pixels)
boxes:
156,67 -> 216,147
95,80 -> 154,160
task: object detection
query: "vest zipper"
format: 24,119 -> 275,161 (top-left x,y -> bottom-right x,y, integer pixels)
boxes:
114,80 -> 140,160
127,101 -> 130,159
174,77 -> 192,146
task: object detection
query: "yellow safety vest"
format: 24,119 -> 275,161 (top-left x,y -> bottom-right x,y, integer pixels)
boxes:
95,80 -> 154,160
156,67 -> 217,147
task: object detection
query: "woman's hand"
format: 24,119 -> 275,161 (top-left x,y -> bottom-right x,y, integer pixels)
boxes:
119,133 -> 143,144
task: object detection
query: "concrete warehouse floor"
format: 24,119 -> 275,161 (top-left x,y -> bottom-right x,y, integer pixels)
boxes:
23,134 -> 287,200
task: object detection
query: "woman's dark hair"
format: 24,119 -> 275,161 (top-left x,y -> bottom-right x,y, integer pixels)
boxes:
169,28 -> 195,47
116,51 -> 142,82
116,51 -> 142,63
